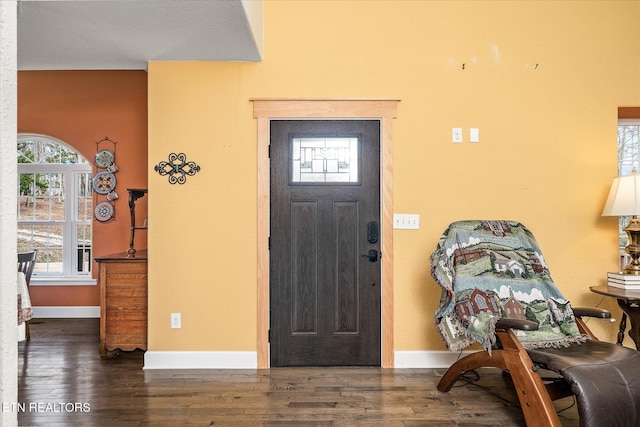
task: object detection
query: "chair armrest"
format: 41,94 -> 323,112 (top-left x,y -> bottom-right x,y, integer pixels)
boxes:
496,317 -> 539,331
572,307 -> 612,319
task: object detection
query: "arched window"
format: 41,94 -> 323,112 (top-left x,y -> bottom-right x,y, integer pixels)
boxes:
475,294 -> 488,310
17,134 -> 93,283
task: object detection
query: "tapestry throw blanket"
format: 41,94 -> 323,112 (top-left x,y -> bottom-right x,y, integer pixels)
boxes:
431,220 -> 587,352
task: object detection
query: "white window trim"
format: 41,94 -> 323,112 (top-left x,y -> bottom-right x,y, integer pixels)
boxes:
616,120 -> 640,263
30,277 -> 97,286
18,134 -> 94,284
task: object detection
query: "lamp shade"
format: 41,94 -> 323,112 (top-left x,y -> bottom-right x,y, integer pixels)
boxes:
602,174 -> 640,216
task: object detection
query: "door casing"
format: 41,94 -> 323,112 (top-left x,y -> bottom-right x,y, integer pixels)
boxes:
252,99 -> 399,368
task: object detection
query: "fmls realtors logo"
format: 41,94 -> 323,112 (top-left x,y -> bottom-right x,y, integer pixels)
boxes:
2,402 -> 90,413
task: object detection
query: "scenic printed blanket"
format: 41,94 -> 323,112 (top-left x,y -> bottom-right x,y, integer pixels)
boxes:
430,220 -> 587,352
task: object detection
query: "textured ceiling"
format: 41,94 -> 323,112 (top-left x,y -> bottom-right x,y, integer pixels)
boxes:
17,0 -> 263,70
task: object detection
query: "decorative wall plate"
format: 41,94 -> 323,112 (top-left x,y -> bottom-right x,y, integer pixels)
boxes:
94,201 -> 114,222
92,171 -> 117,194
94,149 -> 115,168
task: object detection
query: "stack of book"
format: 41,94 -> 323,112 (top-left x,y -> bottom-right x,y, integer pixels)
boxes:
607,272 -> 640,290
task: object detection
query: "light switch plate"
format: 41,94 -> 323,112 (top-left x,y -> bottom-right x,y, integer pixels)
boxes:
452,128 -> 463,143
393,214 -> 420,229
470,128 -> 479,143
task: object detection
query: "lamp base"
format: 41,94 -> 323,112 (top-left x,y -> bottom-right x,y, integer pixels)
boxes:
623,263 -> 640,275
623,217 -> 640,275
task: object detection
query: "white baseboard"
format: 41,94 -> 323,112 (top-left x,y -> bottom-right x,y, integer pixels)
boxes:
394,350 -> 479,368
18,323 -> 26,342
144,351 -> 258,369
142,350 -> 478,370
32,306 -> 100,318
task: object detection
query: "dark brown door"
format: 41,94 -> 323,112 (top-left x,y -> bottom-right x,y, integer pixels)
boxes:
270,120 -> 381,367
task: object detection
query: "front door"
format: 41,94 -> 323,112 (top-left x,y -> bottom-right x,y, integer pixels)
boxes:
270,120 -> 381,367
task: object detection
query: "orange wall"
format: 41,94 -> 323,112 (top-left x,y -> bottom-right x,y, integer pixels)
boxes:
17,70 -> 148,308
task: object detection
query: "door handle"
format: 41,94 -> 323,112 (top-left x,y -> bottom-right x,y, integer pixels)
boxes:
362,249 -> 378,263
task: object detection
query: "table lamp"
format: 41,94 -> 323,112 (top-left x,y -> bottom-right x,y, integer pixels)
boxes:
602,172 -> 640,275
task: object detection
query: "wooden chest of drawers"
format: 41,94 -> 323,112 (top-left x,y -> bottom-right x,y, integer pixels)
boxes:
96,251 -> 147,356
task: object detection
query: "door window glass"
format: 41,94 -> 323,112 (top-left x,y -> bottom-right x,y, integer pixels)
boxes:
291,137 -> 359,183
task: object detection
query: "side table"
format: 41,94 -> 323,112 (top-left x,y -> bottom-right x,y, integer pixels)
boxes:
590,285 -> 640,350
95,250 -> 148,356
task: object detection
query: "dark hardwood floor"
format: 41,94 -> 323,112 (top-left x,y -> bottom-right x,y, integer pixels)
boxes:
17,319 -> 580,426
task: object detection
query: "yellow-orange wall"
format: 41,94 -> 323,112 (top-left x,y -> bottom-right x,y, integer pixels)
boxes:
18,1 -> 638,354
18,70 -> 148,307
148,0 -> 640,354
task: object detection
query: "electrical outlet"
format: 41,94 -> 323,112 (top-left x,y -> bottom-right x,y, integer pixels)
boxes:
171,313 -> 181,329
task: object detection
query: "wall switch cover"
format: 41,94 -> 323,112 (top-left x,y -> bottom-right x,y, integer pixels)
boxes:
470,128 -> 479,143
452,128 -> 463,143
393,214 -> 420,229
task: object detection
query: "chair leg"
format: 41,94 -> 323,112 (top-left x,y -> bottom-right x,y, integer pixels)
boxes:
437,349 -> 508,392
437,329 -> 563,427
496,329 -> 562,427
25,320 -> 30,341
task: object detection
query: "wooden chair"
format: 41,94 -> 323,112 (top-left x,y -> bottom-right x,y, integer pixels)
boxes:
431,220 -> 640,427
18,250 -> 37,341
437,312 -> 640,426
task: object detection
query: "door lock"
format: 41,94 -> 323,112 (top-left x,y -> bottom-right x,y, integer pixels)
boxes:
362,249 -> 378,263
367,221 -> 379,244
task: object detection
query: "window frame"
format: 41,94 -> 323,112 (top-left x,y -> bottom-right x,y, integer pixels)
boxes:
17,134 -> 96,286
617,119 -> 640,176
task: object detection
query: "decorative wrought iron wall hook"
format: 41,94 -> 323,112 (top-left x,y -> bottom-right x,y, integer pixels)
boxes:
154,153 -> 201,185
